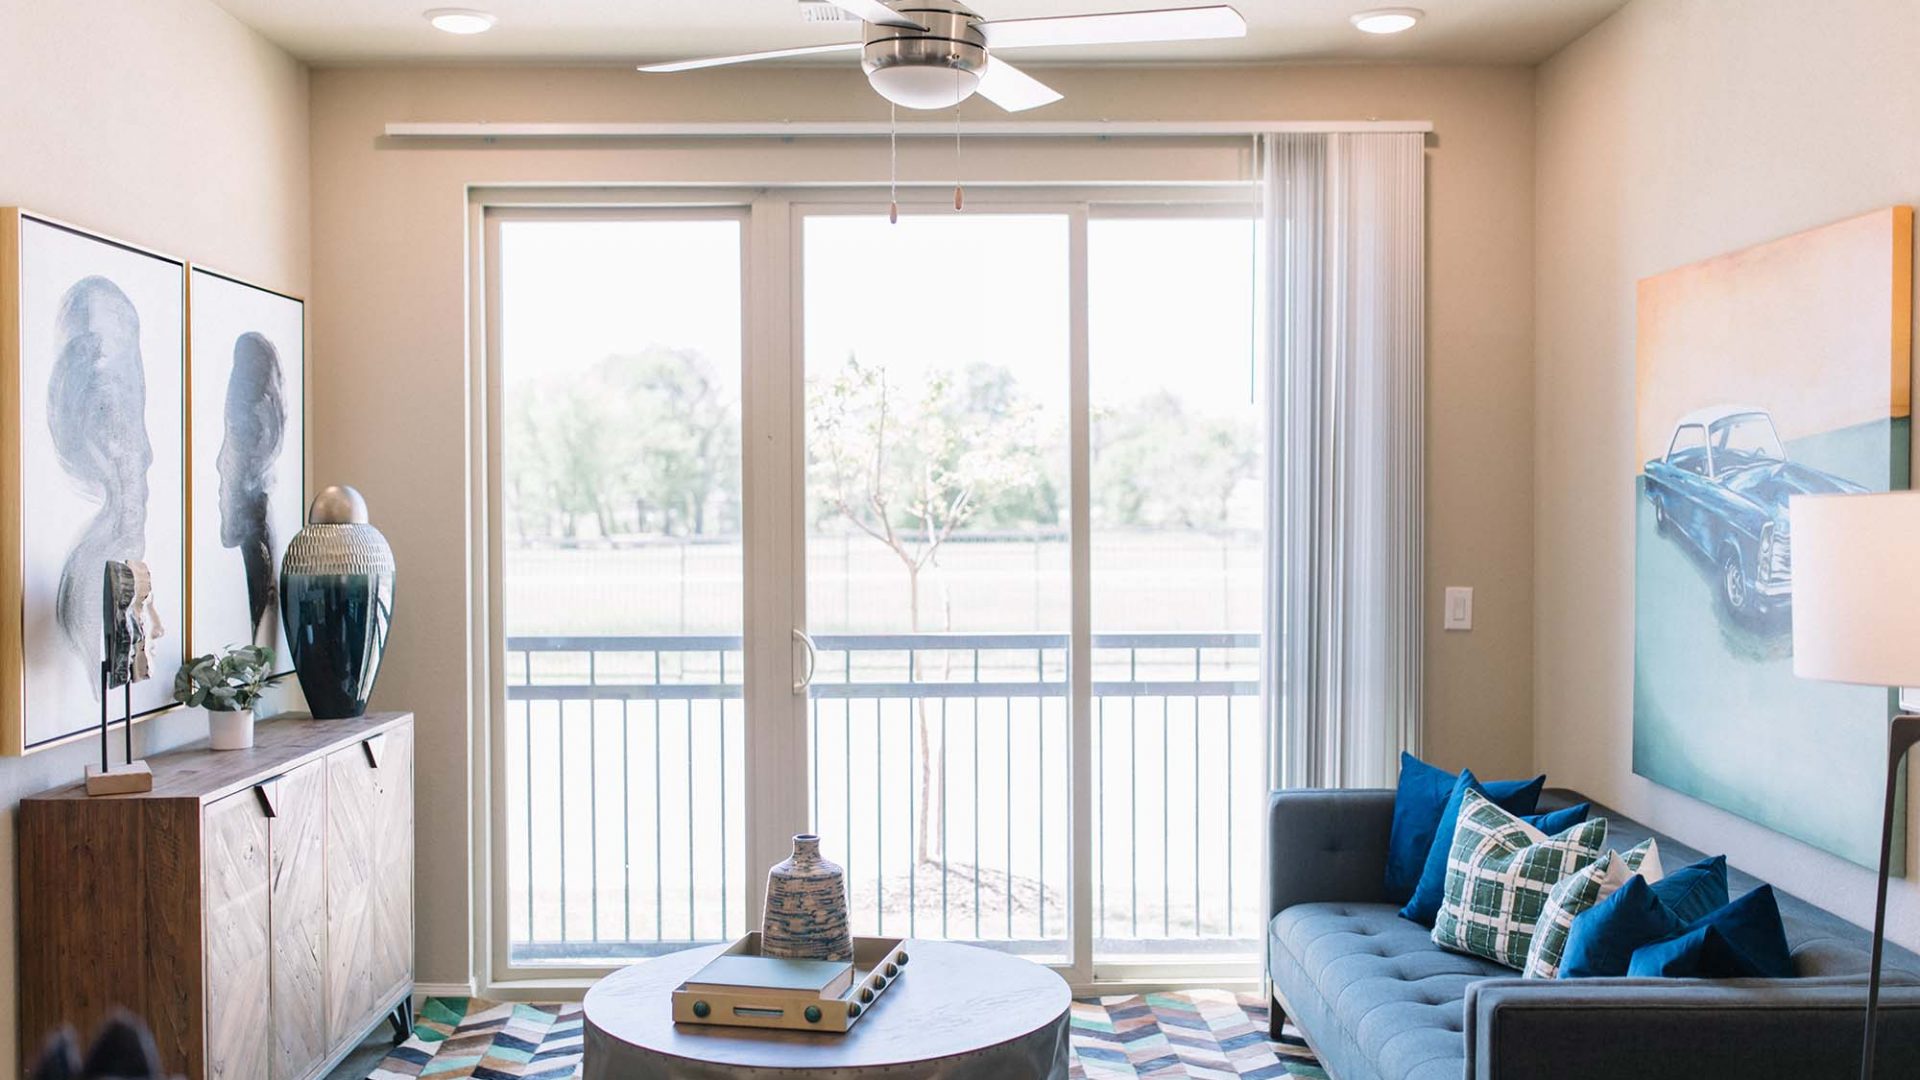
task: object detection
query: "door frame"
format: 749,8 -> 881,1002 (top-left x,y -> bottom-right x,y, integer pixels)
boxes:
470,184 -> 1263,998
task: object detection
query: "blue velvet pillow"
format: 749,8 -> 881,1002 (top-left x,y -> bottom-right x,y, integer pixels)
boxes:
1398,767 -> 1548,925
1525,802 -> 1591,835
1385,754 -> 1546,902
1559,855 -> 1731,978
1654,855 -> 1731,923
1626,885 -> 1794,980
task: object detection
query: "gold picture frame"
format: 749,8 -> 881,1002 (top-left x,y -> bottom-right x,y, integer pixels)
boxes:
0,208 -> 190,755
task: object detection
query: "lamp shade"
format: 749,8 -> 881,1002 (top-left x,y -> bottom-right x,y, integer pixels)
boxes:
1791,491 -> 1920,686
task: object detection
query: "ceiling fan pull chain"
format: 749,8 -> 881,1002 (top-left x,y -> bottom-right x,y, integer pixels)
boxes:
953,77 -> 965,212
889,103 -> 900,225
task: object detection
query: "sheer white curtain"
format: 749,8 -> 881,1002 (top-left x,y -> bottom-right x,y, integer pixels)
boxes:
1262,131 -> 1426,791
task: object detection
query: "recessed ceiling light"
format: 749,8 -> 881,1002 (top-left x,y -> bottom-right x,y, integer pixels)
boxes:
1351,7 -> 1422,34
425,8 -> 497,35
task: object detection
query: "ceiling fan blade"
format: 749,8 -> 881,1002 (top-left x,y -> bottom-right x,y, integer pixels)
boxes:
979,5 -> 1247,49
976,58 -> 1064,112
827,0 -> 929,31
638,41 -> 862,73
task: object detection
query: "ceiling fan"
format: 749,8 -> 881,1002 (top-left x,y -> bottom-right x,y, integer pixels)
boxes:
638,1 -> 1248,113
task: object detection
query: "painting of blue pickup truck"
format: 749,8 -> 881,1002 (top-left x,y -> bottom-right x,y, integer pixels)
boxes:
1642,404 -> 1865,620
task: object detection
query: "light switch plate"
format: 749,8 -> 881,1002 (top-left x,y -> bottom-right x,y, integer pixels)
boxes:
1444,587 -> 1473,631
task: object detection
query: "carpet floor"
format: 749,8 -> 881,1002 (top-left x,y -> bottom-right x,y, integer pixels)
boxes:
365,992 -> 1326,1079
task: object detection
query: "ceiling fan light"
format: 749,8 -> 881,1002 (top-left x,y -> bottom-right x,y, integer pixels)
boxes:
425,8 -> 497,34
866,64 -> 981,110
1350,7 -> 1422,34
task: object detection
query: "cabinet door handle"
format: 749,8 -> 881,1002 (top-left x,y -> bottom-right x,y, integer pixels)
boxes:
254,775 -> 284,818
362,733 -> 389,769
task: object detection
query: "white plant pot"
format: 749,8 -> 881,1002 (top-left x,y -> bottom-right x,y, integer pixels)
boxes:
209,708 -> 256,751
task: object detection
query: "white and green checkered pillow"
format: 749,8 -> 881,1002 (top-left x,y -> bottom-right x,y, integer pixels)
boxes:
1430,789 -> 1609,969
1520,838 -> 1662,979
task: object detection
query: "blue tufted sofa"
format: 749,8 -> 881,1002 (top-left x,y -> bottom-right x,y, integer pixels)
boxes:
1267,787 -> 1920,1080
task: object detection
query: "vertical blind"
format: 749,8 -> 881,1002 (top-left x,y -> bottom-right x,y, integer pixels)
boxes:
1263,131 -> 1427,790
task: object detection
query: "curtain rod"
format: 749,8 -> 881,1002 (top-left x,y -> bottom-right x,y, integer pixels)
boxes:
383,120 -> 1432,140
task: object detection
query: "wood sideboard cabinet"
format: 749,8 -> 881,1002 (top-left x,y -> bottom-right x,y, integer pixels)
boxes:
18,712 -> 415,1080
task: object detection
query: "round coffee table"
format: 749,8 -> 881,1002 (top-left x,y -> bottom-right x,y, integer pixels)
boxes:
582,939 -> 1072,1079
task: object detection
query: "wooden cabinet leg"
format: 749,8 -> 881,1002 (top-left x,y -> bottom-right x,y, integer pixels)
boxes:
388,998 -> 415,1042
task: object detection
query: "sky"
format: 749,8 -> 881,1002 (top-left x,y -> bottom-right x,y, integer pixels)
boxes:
496,209 -> 1260,418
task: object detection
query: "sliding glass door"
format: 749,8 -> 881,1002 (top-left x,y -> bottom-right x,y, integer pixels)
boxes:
800,210 -> 1074,961
486,192 -> 1265,985
493,211 -> 749,966
1088,212 -> 1265,966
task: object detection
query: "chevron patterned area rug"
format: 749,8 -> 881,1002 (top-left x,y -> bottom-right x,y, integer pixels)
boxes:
366,992 -> 1324,1079
1068,992 -> 1327,1079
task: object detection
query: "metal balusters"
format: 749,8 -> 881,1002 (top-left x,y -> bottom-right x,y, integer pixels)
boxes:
1225,694 -> 1234,938
718,648 -> 729,939
654,650 -> 664,943
590,695 -> 599,943
1037,644 -> 1046,940
686,698 -> 695,940
940,694 -> 949,940
907,649 -> 916,937
503,632 -> 1258,961
622,698 -> 631,943
525,652 -> 534,942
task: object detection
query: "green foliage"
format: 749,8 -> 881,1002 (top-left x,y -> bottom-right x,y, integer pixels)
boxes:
506,347 -> 742,542
1092,390 -> 1257,531
173,645 -> 276,712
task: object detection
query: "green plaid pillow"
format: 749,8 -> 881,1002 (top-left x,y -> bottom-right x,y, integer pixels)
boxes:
1521,838 -> 1661,979
1431,789 -> 1609,969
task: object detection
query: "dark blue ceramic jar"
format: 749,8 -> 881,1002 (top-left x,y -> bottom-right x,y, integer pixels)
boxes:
279,486 -> 395,719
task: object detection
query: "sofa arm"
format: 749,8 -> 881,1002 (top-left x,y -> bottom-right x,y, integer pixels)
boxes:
1267,788 -> 1394,919
1465,976 -> 1920,1079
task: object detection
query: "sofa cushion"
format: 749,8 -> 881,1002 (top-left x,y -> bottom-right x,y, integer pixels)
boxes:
1386,754 -> 1546,903
1399,768 -> 1547,923
1628,885 -> 1796,979
1523,838 -> 1661,979
1531,791 -> 1899,979
1271,902 -> 1503,1080
1560,856 -> 1729,978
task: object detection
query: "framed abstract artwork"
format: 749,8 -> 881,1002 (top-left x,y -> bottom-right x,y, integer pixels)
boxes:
0,209 -> 188,754
187,267 -> 305,675
1634,205 -> 1914,869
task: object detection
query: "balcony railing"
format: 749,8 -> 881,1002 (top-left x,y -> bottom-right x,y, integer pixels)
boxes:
505,630 -> 1263,965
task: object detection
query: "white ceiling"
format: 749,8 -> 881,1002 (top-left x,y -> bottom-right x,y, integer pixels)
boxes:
211,0 -> 1628,67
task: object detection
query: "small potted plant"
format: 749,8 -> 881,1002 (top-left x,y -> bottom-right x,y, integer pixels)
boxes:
174,645 -> 275,750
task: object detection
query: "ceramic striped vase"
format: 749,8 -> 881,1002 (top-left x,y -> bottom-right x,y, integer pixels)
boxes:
762,833 -> 853,961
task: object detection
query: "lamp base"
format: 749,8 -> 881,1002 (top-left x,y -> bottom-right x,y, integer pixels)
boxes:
1863,713 -> 1920,1080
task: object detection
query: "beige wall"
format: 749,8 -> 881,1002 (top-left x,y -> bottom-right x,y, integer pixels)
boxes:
308,60 -> 1536,987
1535,0 -> 1920,950
0,0 -> 309,1069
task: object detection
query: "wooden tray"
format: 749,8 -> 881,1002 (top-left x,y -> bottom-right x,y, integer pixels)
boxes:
671,933 -> 908,1033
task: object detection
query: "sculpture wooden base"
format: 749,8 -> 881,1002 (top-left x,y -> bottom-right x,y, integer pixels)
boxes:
84,761 -> 153,796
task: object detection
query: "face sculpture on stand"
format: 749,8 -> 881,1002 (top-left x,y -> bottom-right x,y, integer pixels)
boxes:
101,559 -> 164,690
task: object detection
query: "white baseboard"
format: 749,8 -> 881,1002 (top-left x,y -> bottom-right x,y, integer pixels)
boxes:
415,980 -> 480,1002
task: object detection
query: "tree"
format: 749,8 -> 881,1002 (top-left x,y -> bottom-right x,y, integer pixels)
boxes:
1091,390 -> 1256,530
504,347 -> 742,542
601,348 -> 741,537
809,355 -> 1051,864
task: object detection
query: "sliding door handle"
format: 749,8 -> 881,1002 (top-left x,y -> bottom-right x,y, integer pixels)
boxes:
793,628 -> 818,694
